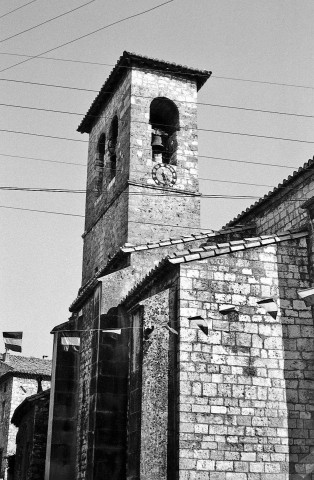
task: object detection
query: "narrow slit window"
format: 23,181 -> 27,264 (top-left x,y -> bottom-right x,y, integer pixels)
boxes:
108,116 -> 118,181
96,133 -> 106,195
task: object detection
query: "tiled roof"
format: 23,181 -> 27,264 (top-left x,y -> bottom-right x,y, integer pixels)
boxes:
77,51 -> 211,133
227,157 -> 314,227
1,354 -> 52,377
121,229 -> 307,306
121,225 -> 255,253
168,230 -> 307,264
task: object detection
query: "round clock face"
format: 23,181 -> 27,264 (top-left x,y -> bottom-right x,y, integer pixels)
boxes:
152,164 -> 177,187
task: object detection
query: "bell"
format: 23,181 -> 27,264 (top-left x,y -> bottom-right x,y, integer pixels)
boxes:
151,133 -> 164,152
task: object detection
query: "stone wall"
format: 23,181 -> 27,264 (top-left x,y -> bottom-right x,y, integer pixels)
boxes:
128,68 -> 200,245
0,376 -> 49,478
82,70 -> 132,284
81,67 -> 201,287
0,377 -> 13,477
177,236 -> 312,479
230,167 -> 314,235
14,391 -> 50,480
125,270 -> 180,480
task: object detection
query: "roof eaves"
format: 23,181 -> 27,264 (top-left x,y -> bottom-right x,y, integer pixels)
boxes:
227,157 -> 314,227
121,224 -> 255,253
77,51 -> 212,134
168,230 -> 308,264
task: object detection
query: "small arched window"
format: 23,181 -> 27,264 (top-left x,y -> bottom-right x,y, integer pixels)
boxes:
108,116 -> 118,181
150,97 -> 179,165
96,133 -> 106,195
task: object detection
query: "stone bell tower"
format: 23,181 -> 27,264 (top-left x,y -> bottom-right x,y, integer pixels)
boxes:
46,53 -> 211,480
78,51 -> 211,286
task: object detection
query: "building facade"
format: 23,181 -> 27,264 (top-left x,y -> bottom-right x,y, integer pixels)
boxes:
0,354 -> 51,480
46,52 -> 314,480
11,389 -> 50,480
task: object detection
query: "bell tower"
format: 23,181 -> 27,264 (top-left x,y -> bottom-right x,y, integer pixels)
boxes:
78,51 -> 211,286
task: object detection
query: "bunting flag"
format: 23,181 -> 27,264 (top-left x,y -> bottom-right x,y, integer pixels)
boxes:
102,329 -> 121,335
219,305 -> 238,315
189,316 -> 209,336
164,324 -> 178,335
3,332 -> 23,352
61,336 -> 80,352
257,298 -> 278,319
102,329 -> 122,340
298,288 -> 314,306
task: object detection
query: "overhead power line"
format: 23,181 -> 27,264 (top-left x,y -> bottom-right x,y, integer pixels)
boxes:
0,0 -> 98,44
0,205 -> 84,217
198,155 -> 292,169
0,77 -> 97,92
212,74 -> 314,91
0,51 -> 313,91
0,197 -> 310,221
0,0 -> 39,20
0,0 -> 175,74
0,152 -> 86,166
0,174 -> 277,192
2,126 -> 314,145
1,100 -> 314,120
0,152 -> 296,170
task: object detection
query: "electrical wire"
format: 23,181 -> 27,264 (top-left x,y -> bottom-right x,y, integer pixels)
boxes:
0,51 -> 313,91
0,177 -> 275,192
0,0 -> 98,44
212,74 -> 314,91
0,205 -> 84,217
0,191 -> 310,220
1,100 -> 314,120
0,0 -> 39,20
0,77 -> 97,92
2,126 -> 314,145
0,151 -> 300,170
0,0 -> 175,74
0,152 -> 86,166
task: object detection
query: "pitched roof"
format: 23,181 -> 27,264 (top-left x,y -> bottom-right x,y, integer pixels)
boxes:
227,156 -> 314,227
77,51 -> 211,133
168,230 -> 307,264
0,354 -> 52,377
121,225 -> 255,253
121,229 -> 308,306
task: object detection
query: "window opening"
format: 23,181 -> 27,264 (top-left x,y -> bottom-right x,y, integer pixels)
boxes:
150,97 -> 179,165
96,133 -> 106,195
108,116 -> 118,181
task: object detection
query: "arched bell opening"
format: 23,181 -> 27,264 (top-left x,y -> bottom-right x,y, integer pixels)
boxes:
149,97 -> 179,165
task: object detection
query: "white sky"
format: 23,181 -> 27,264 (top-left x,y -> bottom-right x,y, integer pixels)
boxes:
0,0 -> 313,357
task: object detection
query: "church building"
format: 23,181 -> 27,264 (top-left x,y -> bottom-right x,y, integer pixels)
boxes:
46,52 -> 314,480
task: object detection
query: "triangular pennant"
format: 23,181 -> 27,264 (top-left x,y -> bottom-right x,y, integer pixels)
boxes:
102,329 -> 122,335
219,305 -> 238,315
298,288 -> 314,306
257,298 -> 278,319
164,324 -> 178,335
188,316 -> 209,336
143,325 -> 154,340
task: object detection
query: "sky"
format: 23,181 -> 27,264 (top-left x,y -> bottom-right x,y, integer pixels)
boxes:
0,0 -> 313,358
